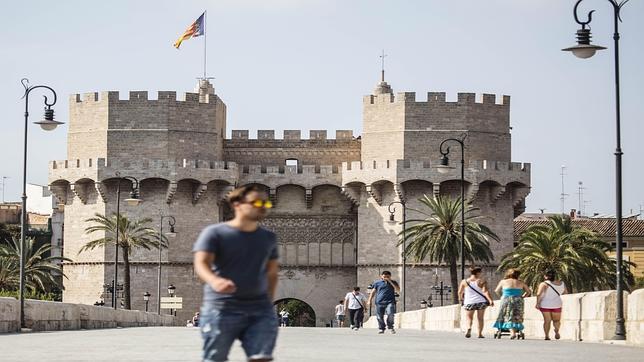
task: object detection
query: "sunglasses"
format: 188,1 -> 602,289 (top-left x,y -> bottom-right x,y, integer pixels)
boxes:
244,199 -> 273,209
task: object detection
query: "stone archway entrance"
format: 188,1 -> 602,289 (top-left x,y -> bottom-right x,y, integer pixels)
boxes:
274,298 -> 316,327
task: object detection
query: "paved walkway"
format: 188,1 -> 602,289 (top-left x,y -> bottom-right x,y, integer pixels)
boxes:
1,327 -> 641,361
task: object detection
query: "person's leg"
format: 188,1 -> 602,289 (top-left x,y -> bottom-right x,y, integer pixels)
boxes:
200,308 -> 245,362
240,307 -> 279,362
349,309 -> 357,328
465,309 -> 474,337
542,311 -> 552,340
385,303 -> 396,330
476,309 -> 485,337
356,308 -> 364,329
375,304 -> 386,331
552,312 -> 562,339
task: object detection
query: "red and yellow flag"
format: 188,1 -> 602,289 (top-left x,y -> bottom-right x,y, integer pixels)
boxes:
173,12 -> 205,49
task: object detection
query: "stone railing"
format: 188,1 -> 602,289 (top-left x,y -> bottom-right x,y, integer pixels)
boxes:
0,298 -> 177,333
364,289 -> 644,345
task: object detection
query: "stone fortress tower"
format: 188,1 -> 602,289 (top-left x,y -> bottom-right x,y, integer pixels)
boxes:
49,75 -> 530,325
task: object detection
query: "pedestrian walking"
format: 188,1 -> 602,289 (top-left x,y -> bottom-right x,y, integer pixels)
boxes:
493,269 -> 531,340
458,266 -> 494,338
344,287 -> 367,330
536,270 -> 567,340
193,185 -> 279,362
367,271 -> 400,334
279,308 -> 290,327
335,300 -> 346,328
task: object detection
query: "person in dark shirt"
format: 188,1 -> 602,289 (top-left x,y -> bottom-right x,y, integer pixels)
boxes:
193,185 -> 279,362
367,270 -> 400,334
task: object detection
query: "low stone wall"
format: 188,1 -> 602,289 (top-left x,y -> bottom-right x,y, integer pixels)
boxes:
365,290 -> 644,345
0,298 -> 177,333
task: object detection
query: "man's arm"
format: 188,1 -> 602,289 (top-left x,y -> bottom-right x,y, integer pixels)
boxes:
344,296 -> 349,313
457,280 -> 465,303
267,259 -> 279,300
391,280 -> 401,293
367,289 -> 375,305
193,251 -> 237,293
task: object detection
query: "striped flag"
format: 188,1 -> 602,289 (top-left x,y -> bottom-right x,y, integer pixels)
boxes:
173,12 -> 205,49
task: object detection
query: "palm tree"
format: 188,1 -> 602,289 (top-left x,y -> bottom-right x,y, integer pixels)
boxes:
0,237 -> 69,293
398,195 -> 499,304
500,214 -> 635,292
80,213 -> 167,309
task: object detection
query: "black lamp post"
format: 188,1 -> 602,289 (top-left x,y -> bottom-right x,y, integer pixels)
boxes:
112,173 -> 141,310
562,0 -> 630,340
18,79 -> 64,330
437,134 -> 467,281
157,215 -> 176,314
167,284 -> 176,316
388,200 -> 407,312
143,291 -> 151,312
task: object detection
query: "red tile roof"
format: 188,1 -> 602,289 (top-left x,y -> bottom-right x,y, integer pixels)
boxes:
514,218 -> 644,239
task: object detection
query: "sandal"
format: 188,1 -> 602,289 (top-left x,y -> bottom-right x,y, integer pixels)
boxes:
465,329 -> 471,338
510,335 -> 517,340
555,332 -> 560,340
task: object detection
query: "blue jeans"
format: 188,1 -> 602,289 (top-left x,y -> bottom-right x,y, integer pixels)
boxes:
200,305 -> 278,362
376,302 -> 396,330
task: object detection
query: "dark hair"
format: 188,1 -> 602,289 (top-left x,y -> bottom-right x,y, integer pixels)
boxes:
470,266 -> 482,276
381,271 -> 392,276
353,286 -> 360,291
545,270 -> 556,281
227,185 -> 264,205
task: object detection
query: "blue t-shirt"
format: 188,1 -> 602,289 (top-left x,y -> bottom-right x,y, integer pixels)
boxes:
372,279 -> 398,305
192,223 -> 278,308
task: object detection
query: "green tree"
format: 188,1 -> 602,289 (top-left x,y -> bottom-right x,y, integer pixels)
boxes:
398,195 -> 498,304
80,213 -> 166,310
275,299 -> 316,327
500,214 -> 636,292
0,237 -> 69,293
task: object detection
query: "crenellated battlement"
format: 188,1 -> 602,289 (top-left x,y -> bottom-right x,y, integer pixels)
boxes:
241,164 -> 338,175
363,91 -> 510,107
50,158 -> 237,172
70,90 -> 219,105
229,130 -> 355,141
341,159 -> 529,172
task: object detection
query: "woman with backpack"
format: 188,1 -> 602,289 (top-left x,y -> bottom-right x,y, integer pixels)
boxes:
536,270 -> 567,340
458,266 -> 495,338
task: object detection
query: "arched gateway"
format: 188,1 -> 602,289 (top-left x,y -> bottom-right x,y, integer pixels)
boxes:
49,79 -> 530,323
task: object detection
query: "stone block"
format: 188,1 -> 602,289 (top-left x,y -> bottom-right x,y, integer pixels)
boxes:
0,298 -> 19,333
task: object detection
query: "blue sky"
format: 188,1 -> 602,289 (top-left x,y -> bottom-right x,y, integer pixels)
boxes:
1,0 -> 643,215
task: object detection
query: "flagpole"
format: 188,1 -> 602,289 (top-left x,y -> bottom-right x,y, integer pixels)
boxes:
203,10 -> 207,79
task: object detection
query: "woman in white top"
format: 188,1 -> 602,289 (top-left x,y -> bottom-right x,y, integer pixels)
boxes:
458,266 -> 494,338
536,270 -> 568,340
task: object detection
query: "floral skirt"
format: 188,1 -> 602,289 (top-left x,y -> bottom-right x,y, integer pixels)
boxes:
493,296 -> 524,331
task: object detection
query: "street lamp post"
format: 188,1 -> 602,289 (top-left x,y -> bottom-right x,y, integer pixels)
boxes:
18,78 -> 64,330
143,292 -> 151,312
562,0 -> 630,340
437,134 -> 467,281
158,215 -> 176,314
388,200 -> 407,312
112,173 -> 141,310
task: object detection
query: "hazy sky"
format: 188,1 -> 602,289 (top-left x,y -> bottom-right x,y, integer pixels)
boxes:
1,0 -> 643,215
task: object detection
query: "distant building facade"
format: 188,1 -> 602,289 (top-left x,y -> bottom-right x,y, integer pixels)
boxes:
49,77 -> 531,324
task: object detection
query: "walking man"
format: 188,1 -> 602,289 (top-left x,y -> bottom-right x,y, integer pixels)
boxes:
344,287 -> 367,330
334,300 -> 345,327
367,271 -> 400,334
193,185 -> 279,362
